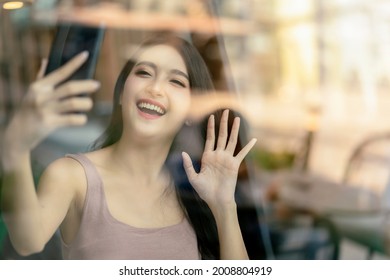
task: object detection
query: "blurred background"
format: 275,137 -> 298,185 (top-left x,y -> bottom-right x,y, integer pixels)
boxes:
1,0 -> 390,260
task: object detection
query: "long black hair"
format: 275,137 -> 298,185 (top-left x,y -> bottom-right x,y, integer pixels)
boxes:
90,34 -> 220,259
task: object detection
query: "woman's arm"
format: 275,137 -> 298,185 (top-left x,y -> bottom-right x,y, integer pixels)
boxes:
182,109 -> 257,259
1,52 -> 99,256
1,153 -> 82,256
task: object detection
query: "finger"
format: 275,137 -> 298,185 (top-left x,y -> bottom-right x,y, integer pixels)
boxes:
52,113 -> 88,127
36,58 -> 48,80
235,138 -> 258,162
204,115 -> 215,151
216,109 -> 229,150
54,80 -> 100,100
226,117 -> 240,154
42,51 -> 89,86
55,97 -> 93,114
182,152 -> 198,183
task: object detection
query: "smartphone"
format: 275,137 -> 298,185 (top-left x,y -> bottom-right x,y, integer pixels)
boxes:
44,22 -> 105,82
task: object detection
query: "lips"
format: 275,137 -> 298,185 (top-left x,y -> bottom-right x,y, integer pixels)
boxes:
136,99 -> 166,118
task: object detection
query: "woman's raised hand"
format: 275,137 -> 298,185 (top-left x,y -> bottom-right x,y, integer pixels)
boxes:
4,51 -> 100,153
182,109 -> 257,212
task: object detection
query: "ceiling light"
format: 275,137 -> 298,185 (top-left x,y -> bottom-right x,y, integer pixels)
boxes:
1,0 -> 34,10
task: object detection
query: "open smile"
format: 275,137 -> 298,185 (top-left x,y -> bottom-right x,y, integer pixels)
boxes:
136,99 -> 166,119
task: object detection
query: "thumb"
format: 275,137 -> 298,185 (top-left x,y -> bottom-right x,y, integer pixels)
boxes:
182,152 -> 197,182
236,138 -> 258,162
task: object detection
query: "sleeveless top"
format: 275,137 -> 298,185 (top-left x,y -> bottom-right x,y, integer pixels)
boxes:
61,153 -> 200,260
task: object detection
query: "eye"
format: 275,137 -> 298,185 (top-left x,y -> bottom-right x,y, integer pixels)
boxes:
135,70 -> 151,77
170,79 -> 186,88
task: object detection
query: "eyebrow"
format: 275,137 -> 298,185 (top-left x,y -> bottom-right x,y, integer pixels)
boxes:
135,61 -> 189,81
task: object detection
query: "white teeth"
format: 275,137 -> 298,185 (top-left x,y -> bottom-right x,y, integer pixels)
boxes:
138,102 -> 165,114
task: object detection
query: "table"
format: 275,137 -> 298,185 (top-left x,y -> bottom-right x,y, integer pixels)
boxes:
326,210 -> 390,256
268,171 -> 390,257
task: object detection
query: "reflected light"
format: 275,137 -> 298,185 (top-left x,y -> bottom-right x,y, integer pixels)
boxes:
52,3 -> 251,35
2,1 -> 25,10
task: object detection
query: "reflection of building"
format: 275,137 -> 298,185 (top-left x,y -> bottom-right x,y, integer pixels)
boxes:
273,0 -> 390,181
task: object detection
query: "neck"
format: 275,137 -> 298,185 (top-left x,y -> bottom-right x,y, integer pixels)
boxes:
109,133 -> 173,185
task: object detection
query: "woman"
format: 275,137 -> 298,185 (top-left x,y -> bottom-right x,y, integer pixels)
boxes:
1,34 -> 257,260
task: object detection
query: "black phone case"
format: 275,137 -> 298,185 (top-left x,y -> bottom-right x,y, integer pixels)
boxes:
44,22 -> 105,81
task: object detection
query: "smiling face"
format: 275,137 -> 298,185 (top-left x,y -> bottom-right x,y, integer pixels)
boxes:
120,44 -> 191,142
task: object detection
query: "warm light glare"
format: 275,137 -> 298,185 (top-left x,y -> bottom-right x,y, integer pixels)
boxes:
3,1 -> 24,10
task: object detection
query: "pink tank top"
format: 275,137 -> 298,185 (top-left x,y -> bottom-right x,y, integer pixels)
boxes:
61,153 -> 200,260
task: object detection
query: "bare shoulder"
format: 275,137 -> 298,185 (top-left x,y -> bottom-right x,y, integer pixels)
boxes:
43,156 -> 86,181
38,156 -> 87,197
42,148 -> 110,181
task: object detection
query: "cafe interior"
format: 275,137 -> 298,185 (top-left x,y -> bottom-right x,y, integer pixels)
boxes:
1,0 -> 390,260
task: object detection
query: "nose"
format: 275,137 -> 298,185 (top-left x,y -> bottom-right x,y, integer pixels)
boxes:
146,79 -> 165,97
